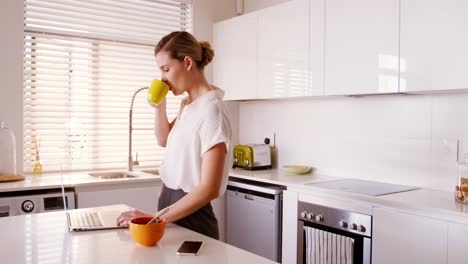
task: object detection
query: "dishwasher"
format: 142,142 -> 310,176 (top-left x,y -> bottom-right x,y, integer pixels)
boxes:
226,177 -> 285,262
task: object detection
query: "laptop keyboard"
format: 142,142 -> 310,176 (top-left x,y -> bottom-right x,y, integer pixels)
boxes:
70,211 -> 104,228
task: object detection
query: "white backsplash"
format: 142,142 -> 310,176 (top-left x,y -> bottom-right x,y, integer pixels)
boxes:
234,93 -> 468,191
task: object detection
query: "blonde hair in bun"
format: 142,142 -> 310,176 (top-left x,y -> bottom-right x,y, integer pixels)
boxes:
155,31 -> 215,69
199,41 -> 214,68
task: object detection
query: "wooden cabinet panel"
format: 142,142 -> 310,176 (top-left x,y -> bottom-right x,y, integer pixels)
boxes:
448,222 -> 468,264
400,0 -> 468,92
325,0 -> 399,95
76,182 -> 161,214
213,13 -> 258,100
372,207 -> 447,264
257,0 -> 310,99
282,190 -> 299,264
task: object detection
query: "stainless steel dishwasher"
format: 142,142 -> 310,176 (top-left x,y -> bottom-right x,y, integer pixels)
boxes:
226,178 -> 285,262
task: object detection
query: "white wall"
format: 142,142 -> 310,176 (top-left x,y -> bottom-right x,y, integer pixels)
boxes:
238,93 -> 468,191
0,0 -> 24,174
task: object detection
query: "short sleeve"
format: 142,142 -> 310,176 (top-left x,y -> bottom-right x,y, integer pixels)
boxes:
199,103 -> 231,155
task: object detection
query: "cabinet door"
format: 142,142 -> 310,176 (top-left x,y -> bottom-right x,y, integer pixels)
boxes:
400,0 -> 468,92
76,183 -> 161,214
309,0 -> 325,96
325,0 -> 399,95
257,0 -> 310,99
282,190 -> 298,264
213,13 -> 257,100
448,222 -> 468,264
372,207 -> 447,264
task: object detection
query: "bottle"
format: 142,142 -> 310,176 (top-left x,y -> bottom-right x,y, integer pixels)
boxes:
32,135 -> 43,175
0,121 -> 17,176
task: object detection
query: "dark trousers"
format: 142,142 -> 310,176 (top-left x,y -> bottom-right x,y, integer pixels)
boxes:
158,183 -> 219,240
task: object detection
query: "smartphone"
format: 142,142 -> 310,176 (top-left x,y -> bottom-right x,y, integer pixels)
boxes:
176,241 -> 204,256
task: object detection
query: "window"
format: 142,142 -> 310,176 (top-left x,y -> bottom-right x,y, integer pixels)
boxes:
23,0 -> 192,173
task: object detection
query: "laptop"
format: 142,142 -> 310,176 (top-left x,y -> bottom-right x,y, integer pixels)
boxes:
66,204 -> 130,231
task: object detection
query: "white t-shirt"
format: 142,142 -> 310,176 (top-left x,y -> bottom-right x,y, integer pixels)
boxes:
159,87 -> 232,196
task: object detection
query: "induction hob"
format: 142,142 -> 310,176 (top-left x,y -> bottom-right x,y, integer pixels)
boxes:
305,179 -> 419,196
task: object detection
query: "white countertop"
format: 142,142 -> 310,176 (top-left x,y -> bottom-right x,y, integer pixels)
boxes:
0,204 -> 276,264
0,170 -> 161,193
229,168 -> 468,224
3,168 -> 468,224
228,167 -> 340,186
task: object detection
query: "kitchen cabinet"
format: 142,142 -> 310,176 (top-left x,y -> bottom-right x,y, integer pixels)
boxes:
400,0 -> 468,92
448,222 -> 468,264
372,207 -> 447,264
324,0 -> 399,95
309,0 -> 325,96
257,0 -> 310,99
75,181 -> 162,214
281,190 -> 298,264
213,13 -> 258,100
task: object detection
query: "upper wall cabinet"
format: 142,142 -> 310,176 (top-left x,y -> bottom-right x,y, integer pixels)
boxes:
400,0 -> 468,92
325,0 -> 400,95
309,0 -> 325,96
213,13 -> 258,100
257,0 -> 311,99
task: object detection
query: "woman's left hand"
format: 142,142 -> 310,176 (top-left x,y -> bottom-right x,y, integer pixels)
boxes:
116,210 -> 151,227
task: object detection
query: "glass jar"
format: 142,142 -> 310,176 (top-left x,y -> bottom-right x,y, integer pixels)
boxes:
455,157 -> 468,204
0,121 -> 17,175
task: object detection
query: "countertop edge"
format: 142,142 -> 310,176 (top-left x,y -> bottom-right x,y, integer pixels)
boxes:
228,169 -> 468,225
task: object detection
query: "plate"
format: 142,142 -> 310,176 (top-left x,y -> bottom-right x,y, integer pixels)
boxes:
282,165 -> 312,175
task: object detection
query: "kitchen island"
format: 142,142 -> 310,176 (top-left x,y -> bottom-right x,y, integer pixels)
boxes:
0,204 -> 276,264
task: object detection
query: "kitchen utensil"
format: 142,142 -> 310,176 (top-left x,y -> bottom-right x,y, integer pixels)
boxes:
233,138 -> 272,170
147,207 -> 170,224
129,216 -> 166,246
0,121 -> 23,182
0,174 -> 25,183
455,140 -> 468,204
282,165 -> 312,175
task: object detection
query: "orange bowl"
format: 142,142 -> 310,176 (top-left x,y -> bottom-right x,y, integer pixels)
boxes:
129,216 -> 166,246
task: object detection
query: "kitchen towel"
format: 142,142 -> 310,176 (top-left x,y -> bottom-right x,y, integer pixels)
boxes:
304,226 -> 354,264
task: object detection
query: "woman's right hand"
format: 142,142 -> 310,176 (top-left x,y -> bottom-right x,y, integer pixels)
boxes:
147,97 -> 166,109
116,209 -> 151,227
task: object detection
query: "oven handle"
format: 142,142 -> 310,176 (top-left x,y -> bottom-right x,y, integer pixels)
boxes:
297,219 -> 304,264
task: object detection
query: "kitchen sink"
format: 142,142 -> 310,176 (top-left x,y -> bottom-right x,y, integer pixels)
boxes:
141,169 -> 159,176
88,172 -> 138,179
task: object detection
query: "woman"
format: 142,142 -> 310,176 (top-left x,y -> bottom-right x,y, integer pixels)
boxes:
117,31 -> 232,240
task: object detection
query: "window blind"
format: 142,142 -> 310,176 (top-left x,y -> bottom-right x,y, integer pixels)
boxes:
23,0 -> 192,173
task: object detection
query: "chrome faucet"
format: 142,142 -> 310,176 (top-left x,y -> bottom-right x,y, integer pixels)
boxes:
128,87 -> 149,172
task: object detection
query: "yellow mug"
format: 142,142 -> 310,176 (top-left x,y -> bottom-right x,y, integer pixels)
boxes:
147,79 -> 169,105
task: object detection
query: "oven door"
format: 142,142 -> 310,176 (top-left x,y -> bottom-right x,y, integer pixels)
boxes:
298,220 -> 371,264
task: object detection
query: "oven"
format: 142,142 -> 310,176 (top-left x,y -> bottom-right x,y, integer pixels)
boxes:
297,201 -> 372,264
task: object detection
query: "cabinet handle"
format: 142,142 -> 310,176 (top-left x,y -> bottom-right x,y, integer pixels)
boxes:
244,194 -> 254,200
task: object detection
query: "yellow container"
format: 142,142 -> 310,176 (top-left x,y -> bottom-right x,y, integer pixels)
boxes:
147,79 -> 169,105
